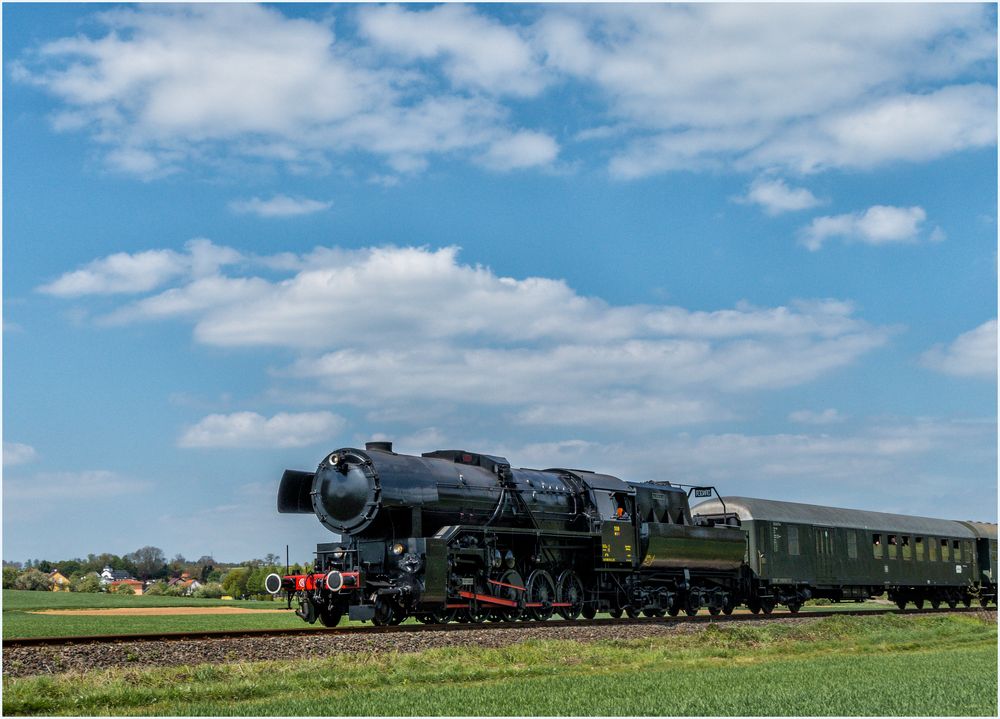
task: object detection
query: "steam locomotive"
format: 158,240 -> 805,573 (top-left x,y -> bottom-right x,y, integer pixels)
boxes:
268,442 -> 996,625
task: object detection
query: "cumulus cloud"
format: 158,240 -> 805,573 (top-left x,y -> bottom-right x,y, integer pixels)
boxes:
789,409 -> 846,425
178,411 -> 346,448
229,195 -> 332,218
13,4 -> 995,179
921,320 -> 997,380
799,205 -> 928,251
44,242 -> 890,432
37,239 -> 241,296
3,442 -> 38,466
738,177 -> 821,215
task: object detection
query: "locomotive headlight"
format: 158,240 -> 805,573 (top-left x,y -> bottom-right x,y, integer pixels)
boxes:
332,547 -> 345,560
391,542 -> 406,556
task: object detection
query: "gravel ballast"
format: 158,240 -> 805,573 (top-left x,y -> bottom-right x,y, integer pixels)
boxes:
2,619 -> 765,678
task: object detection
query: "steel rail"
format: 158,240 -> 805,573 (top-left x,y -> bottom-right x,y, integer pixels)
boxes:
3,606 -> 993,648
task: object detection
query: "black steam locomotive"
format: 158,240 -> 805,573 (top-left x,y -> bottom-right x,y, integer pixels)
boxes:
268,442 -> 996,625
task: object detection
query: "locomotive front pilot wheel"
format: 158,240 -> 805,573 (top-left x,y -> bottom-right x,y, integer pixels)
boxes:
318,607 -> 342,627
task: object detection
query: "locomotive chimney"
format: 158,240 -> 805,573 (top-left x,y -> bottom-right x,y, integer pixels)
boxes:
365,440 -> 393,453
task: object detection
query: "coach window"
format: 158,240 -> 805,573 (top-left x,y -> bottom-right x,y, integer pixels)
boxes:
873,534 -> 883,559
953,540 -> 961,562
787,526 -> 800,556
915,537 -> 924,562
901,536 -> 911,560
847,531 -> 858,560
888,535 -> 898,559
964,541 -> 973,562
940,538 -> 950,562
929,537 -> 937,561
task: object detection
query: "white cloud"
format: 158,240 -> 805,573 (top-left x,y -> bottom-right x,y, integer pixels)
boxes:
921,320 -> 997,380
14,4 -> 996,179
739,177 -> 821,215
479,131 -> 559,171
38,239 -> 241,296
800,205 -> 928,251
178,411 -> 346,449
789,409 -> 846,425
51,242 -> 889,431
3,442 -> 38,466
358,4 -> 546,97
3,470 -> 148,500
229,195 -> 332,218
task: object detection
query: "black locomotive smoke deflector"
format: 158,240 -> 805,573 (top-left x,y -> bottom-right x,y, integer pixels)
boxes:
277,470 -> 315,513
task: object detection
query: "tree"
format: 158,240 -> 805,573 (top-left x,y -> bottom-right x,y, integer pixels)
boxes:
72,573 -> 103,593
2,566 -> 18,589
127,546 -> 166,579
114,582 -> 136,595
222,567 -> 250,599
14,568 -> 53,591
144,581 -> 167,596
195,582 -> 224,599
264,553 -> 281,567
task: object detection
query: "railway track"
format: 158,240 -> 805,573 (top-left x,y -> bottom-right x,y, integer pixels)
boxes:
4,606 -> 993,648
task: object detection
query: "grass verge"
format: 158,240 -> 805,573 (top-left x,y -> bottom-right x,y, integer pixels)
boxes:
3,612 -> 996,716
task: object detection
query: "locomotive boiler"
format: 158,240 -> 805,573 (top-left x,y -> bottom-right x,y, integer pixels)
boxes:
269,441 -> 746,626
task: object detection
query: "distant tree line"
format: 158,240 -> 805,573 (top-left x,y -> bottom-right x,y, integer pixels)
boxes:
3,548 -> 312,600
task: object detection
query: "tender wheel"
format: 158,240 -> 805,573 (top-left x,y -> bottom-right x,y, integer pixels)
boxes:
708,606 -> 721,616
667,606 -> 680,617
747,599 -> 761,615
581,604 -> 597,620
556,570 -> 584,621
609,607 -> 624,619
526,570 -> 556,621
318,607 -> 342,627
722,604 -> 735,616
624,605 -> 639,619
643,608 -> 665,618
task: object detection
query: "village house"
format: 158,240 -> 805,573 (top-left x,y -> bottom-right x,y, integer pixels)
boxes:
167,572 -> 202,596
109,579 -> 145,595
99,565 -> 133,586
48,570 -> 71,591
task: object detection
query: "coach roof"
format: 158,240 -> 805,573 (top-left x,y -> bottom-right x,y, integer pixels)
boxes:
693,496 -> 976,539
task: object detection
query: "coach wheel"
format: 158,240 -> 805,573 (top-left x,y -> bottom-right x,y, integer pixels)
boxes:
786,601 -> 801,614
667,605 -> 680,617
624,605 -> 639,619
295,597 -> 318,624
981,597 -> 991,608
914,598 -> 924,610
608,606 -> 623,619
643,608 -> 665,618
761,599 -> 775,615
895,598 -> 907,611
747,598 -> 761,615
930,598 -> 941,610
708,606 -> 721,616
947,598 -> 958,609
556,570 -> 584,621
526,570 -> 556,621
722,604 -> 735,616
962,596 -> 972,608
318,607 -> 342,628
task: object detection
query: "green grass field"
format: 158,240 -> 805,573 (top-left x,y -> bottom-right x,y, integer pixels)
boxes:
3,612 -> 996,716
1,589 -> 919,639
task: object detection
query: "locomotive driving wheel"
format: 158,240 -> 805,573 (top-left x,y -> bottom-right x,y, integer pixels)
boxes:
526,569 -> 556,621
372,597 -> 403,626
556,570 -> 584,620
490,570 -> 525,622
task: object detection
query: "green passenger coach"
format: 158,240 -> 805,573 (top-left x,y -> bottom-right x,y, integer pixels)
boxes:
693,496 -> 996,612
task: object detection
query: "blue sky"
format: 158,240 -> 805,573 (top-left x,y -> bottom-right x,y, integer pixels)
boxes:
3,3 -> 997,564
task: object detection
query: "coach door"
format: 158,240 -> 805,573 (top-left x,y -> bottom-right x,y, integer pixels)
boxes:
814,526 -> 835,584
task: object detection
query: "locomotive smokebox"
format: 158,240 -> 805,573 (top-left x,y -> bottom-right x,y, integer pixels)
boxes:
313,451 -> 381,534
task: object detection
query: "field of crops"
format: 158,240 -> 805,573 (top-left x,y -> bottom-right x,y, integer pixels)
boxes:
2,590 -> 310,639
3,611 -> 995,716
